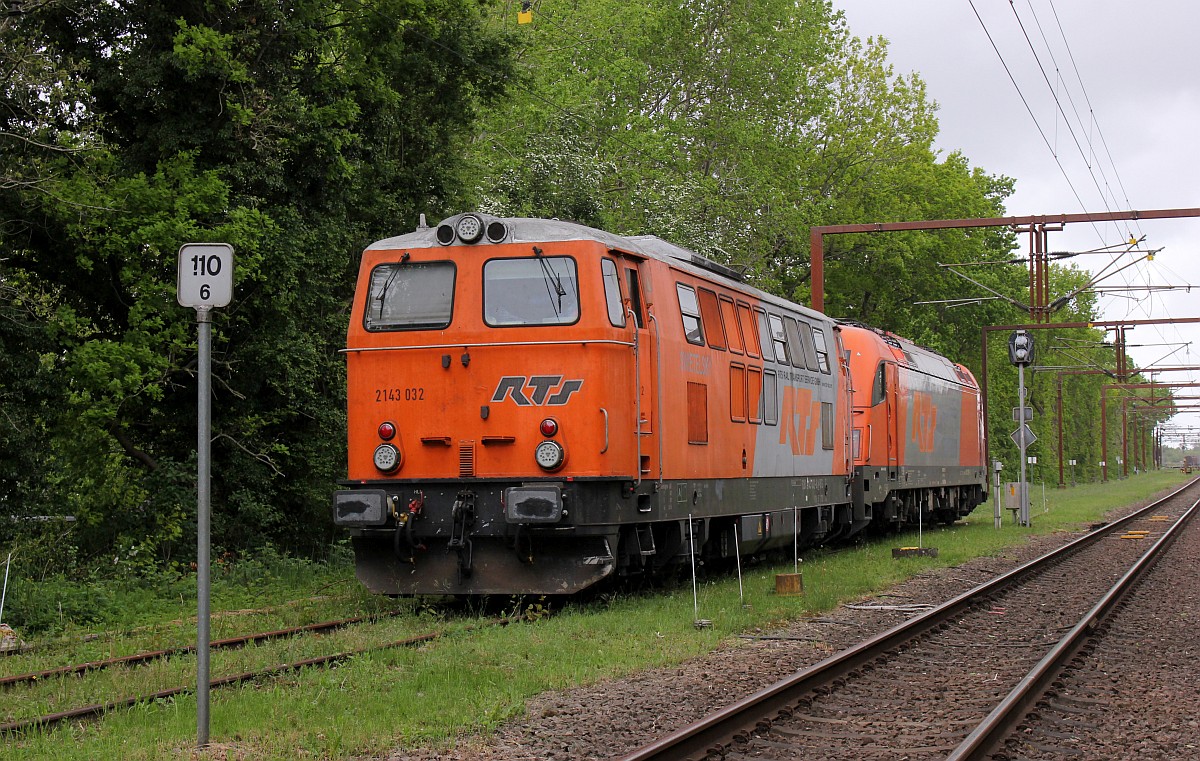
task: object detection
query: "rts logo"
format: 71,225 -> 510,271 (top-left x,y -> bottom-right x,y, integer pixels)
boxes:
491,375 -> 584,407
779,387 -> 821,456
911,392 -> 938,452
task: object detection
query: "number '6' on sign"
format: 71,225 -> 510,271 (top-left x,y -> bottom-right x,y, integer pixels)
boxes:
177,243 -> 234,309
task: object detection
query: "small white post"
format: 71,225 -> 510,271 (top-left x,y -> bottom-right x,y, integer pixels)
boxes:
792,506 -> 799,573
733,522 -> 744,605
0,552 -> 11,625
688,514 -> 698,621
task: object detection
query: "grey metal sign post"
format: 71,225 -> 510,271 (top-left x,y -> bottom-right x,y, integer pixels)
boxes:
1017,364 -> 1030,526
1008,331 -> 1035,527
993,460 -> 1003,529
177,243 -> 233,747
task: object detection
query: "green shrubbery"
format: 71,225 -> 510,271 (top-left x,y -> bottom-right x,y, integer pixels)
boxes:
2,542 -> 356,635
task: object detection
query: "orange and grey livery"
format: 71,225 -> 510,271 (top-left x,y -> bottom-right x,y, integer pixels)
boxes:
334,214 -> 986,596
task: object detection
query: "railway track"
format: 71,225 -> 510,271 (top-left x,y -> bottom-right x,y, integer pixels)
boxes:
0,612 -> 510,735
619,477 -> 1200,761
995,486 -> 1200,760
0,611 -> 404,689
0,592 -> 362,659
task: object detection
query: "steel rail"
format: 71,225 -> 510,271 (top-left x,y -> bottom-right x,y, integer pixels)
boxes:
0,617 -> 509,736
0,610 -> 406,690
947,493 -> 1200,760
0,593 -> 364,658
617,477 -> 1199,761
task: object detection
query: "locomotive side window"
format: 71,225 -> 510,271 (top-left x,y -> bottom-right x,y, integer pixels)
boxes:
719,296 -> 744,354
782,317 -> 807,369
729,363 -> 747,421
747,366 -> 763,424
365,260 -> 456,331
737,302 -> 760,359
763,370 -> 778,425
483,256 -> 580,326
601,258 -> 626,327
767,314 -> 790,364
626,268 -> 645,328
812,327 -> 832,374
872,362 -> 887,406
796,319 -> 821,372
753,308 -> 774,362
820,402 -> 834,449
697,288 -> 726,350
676,283 -> 705,345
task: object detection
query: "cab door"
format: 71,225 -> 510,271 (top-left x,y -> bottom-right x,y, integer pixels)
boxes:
887,362 -> 901,478
614,252 -> 657,484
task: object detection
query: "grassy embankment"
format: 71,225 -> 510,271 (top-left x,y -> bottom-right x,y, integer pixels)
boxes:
1,470 -> 1189,760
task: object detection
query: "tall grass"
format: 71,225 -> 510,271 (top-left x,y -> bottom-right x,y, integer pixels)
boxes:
1,471 -> 1188,760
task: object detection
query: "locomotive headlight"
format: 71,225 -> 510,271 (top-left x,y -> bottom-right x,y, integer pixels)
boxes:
455,214 -> 484,243
373,443 -> 402,473
485,220 -> 508,243
534,440 -> 565,471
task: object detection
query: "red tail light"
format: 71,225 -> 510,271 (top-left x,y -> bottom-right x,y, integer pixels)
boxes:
539,418 -> 559,437
378,422 -> 396,440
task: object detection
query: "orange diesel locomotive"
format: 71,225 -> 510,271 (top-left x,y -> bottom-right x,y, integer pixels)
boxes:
332,214 -> 985,595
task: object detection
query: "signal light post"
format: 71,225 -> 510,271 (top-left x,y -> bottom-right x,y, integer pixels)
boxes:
1009,330 -> 1034,526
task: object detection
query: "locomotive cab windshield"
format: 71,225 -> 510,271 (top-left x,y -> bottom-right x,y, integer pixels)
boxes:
482,254 -> 580,326
365,260 -> 455,331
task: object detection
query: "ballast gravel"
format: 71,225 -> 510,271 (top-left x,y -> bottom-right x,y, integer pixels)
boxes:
376,490 -> 1187,761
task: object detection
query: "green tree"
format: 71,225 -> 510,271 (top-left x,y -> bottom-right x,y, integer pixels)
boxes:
468,0 -> 1126,476
1,0 -> 512,571
468,2 -> 1026,360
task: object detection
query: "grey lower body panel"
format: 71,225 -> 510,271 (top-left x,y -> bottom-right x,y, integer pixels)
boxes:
854,465 -> 987,523
351,534 -> 615,596
336,473 -> 853,596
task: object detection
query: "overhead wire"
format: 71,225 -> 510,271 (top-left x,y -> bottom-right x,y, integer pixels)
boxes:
1046,0 -> 1142,239
970,0 -> 1144,341
973,1 -> 1199,423
1006,0 -> 1122,250
967,0 -> 1095,219
1021,0 -> 1132,243
1024,2 -> 1182,358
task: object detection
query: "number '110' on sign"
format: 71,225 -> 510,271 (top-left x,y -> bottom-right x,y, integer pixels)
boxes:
177,243 -> 234,308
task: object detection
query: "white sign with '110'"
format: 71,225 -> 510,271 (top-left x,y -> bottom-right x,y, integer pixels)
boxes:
177,243 -> 234,309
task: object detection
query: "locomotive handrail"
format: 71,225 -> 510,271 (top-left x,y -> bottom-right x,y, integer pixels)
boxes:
649,311 -> 665,486
629,307 -> 642,488
339,339 -> 637,353
600,408 -> 609,454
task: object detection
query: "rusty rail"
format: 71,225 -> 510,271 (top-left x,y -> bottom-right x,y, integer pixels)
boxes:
618,477 -> 1199,761
0,617 -> 510,735
0,612 -> 405,690
947,493 -> 1200,759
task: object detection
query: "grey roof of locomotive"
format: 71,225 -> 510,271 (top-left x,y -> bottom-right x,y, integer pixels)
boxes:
366,213 -> 835,328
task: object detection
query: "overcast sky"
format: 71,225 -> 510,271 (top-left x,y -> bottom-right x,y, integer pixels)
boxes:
835,0 -> 1200,447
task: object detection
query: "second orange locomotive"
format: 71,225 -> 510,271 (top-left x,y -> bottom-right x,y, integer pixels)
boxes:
333,213 -> 986,595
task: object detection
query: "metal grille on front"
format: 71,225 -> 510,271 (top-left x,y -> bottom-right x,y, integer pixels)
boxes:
459,440 -> 475,478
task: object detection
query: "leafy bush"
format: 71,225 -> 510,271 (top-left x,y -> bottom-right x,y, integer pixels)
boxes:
2,546 -> 355,635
